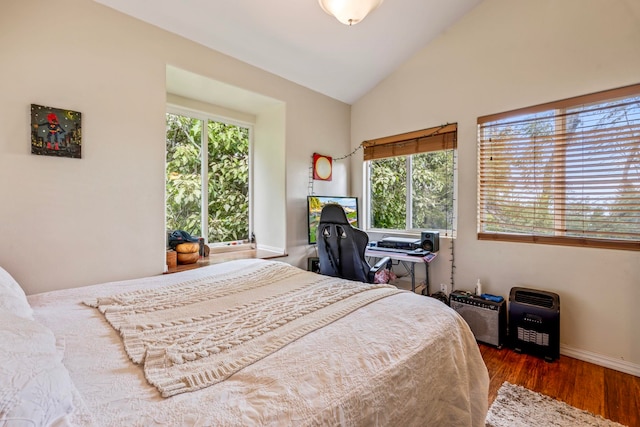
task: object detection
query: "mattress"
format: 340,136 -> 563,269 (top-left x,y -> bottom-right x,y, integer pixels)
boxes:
26,259 -> 489,426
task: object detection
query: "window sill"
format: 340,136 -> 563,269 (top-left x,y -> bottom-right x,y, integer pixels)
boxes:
165,247 -> 287,274
477,232 -> 640,251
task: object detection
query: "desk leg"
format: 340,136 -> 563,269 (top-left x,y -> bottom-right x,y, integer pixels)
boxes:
424,262 -> 429,295
397,260 -> 417,293
410,262 -> 415,293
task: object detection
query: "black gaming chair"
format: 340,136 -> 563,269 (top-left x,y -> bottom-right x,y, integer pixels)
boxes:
316,204 -> 391,283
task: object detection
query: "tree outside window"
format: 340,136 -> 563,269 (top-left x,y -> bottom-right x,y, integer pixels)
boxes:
478,84 -> 640,250
365,124 -> 457,233
166,112 -> 250,244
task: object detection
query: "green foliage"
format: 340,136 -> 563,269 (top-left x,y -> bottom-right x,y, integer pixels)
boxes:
206,121 -> 249,242
370,157 -> 407,229
370,152 -> 454,231
166,114 -> 202,237
412,151 -> 454,230
166,114 -> 249,243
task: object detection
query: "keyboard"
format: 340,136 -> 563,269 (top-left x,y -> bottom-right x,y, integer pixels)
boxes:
369,247 -> 430,256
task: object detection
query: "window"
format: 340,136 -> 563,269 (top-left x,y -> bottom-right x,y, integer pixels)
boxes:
363,123 -> 457,233
477,84 -> 640,251
166,110 -> 251,244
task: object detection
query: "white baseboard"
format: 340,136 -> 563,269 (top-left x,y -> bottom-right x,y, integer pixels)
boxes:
560,344 -> 640,377
256,243 -> 285,254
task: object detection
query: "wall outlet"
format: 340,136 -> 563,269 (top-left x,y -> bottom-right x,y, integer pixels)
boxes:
440,283 -> 448,294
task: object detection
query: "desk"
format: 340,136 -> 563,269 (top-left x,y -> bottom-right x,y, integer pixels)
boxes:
365,248 -> 438,294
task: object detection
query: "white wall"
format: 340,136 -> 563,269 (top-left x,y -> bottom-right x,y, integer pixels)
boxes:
285,96 -> 353,267
352,0 -> 640,372
254,103 -> 287,253
0,0 -> 350,293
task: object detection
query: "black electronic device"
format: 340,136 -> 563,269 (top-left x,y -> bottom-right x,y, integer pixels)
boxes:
307,257 -> 320,273
377,237 -> 422,251
429,291 -> 449,305
449,290 -> 506,348
420,231 -> 440,252
307,196 -> 358,244
509,287 -> 560,362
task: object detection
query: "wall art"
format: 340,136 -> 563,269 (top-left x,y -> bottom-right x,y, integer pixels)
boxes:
312,153 -> 332,181
31,104 -> 82,159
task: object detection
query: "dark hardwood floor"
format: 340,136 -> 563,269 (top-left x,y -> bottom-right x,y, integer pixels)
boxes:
480,343 -> 640,427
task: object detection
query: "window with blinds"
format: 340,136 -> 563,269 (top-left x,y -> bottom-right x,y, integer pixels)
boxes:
477,84 -> 640,251
362,123 -> 457,233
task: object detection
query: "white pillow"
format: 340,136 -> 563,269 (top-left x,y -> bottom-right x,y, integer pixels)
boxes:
0,311 -> 75,426
0,266 -> 33,318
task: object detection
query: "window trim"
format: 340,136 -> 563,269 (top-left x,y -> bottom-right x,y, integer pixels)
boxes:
477,84 -> 640,251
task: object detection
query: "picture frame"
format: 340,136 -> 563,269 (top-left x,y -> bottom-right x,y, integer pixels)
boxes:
31,104 -> 82,159
312,153 -> 332,181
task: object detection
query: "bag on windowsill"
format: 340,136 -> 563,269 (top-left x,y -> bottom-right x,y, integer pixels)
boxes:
168,230 -> 200,250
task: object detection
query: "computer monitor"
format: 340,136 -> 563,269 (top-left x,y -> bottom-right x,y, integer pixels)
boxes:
307,195 -> 358,244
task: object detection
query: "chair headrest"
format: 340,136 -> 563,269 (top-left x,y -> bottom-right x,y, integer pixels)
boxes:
319,204 -> 350,225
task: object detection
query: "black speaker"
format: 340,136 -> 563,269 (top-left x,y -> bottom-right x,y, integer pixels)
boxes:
307,257 -> 320,273
450,291 -> 507,348
420,231 -> 439,252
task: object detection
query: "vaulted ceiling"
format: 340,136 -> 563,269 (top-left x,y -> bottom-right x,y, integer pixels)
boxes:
95,0 -> 482,104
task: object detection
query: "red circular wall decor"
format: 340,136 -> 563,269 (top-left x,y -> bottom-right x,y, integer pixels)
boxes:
313,153 -> 332,181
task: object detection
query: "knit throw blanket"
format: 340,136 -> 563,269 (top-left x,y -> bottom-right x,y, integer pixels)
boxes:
85,261 -> 402,397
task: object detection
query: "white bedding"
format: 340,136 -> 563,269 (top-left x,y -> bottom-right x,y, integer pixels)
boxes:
27,259 -> 489,427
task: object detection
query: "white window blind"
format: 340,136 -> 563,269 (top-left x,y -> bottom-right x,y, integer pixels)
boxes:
477,84 -> 640,251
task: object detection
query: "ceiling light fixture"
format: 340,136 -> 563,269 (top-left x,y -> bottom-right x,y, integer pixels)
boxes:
318,0 -> 384,26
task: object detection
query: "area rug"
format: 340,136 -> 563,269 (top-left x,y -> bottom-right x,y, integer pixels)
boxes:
486,382 -> 627,427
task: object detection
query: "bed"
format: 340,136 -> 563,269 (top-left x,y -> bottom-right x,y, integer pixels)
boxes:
2,258 -> 489,426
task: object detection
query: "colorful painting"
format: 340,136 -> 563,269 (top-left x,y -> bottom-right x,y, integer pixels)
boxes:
312,153 -> 332,181
31,104 -> 82,159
